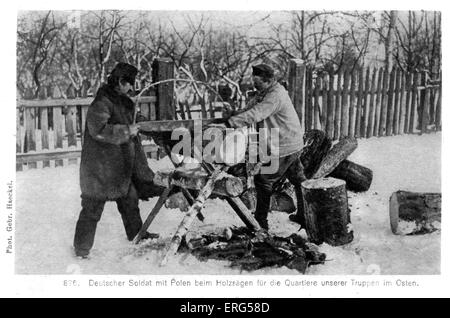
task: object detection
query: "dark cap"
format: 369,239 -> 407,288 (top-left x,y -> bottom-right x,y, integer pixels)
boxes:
110,62 -> 138,85
252,64 -> 274,78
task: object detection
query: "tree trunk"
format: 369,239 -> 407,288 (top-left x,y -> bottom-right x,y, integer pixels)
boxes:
301,177 -> 353,246
385,11 -> 397,72
389,191 -> 441,235
329,159 -> 373,192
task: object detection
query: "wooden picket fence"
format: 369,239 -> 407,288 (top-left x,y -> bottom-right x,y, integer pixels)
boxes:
299,66 -> 442,140
16,95 -> 160,171
16,96 -> 227,171
17,60 -> 442,171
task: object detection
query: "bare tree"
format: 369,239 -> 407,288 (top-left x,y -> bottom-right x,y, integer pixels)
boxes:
17,11 -> 62,97
16,10 -> 441,100
392,11 -> 440,75
384,11 -> 397,71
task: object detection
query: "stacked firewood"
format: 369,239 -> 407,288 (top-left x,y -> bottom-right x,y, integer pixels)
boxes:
179,227 -> 326,273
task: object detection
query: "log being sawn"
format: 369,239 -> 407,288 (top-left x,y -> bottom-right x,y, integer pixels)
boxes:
153,167 -> 244,198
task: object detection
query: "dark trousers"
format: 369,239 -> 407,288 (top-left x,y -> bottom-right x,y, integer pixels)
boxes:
73,183 -> 142,256
254,151 -> 307,229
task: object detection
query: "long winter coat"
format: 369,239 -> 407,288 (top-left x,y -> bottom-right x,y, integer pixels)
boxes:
80,84 -> 161,201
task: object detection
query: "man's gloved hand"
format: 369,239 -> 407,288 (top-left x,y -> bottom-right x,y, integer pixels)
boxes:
222,104 -> 235,119
129,123 -> 140,136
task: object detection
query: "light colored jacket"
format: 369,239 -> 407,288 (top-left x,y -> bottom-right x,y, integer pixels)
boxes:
228,82 -> 303,158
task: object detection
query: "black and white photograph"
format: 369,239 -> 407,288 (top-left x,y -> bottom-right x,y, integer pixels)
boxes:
1,0 -> 448,298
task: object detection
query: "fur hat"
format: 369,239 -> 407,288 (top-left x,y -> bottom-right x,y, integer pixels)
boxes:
252,64 -> 275,78
110,62 -> 138,85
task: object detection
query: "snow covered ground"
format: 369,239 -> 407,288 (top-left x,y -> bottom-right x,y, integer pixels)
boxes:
15,132 -> 441,275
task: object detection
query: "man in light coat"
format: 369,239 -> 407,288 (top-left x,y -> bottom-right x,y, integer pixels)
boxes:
222,64 -> 307,230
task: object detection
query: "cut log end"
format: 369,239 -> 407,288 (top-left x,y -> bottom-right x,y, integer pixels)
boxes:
302,177 -> 346,190
389,191 -> 441,235
389,192 -> 400,234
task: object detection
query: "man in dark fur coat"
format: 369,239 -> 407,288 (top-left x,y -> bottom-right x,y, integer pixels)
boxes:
73,62 -> 163,258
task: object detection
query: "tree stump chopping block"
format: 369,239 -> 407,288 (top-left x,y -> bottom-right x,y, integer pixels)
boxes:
329,160 -> 373,192
389,191 -> 441,235
301,177 -> 353,246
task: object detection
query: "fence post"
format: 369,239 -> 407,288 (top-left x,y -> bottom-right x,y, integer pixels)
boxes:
334,69 -> 342,140
66,89 -> 78,166
322,74 -> 329,131
374,68 -> 384,137
417,71 -> 427,133
53,102 -> 64,167
288,59 -> 306,132
379,68 -> 389,136
361,68 -> 371,138
355,68 -> 364,138
305,67 -> 313,131
409,72 -> 420,133
367,68 -> 377,138
403,72 -> 412,134
304,67 -> 309,130
340,69 -> 350,138
314,76 -> 321,130
39,89 -> 50,168
386,67 -> 396,136
348,70 -> 357,138
420,77 -> 431,135
152,58 -> 176,120
326,73 -> 335,139
398,71 -> 406,135
16,107 -> 21,153
24,103 -> 37,169
393,68 -> 402,135
16,106 -> 22,171
435,81 -> 441,131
